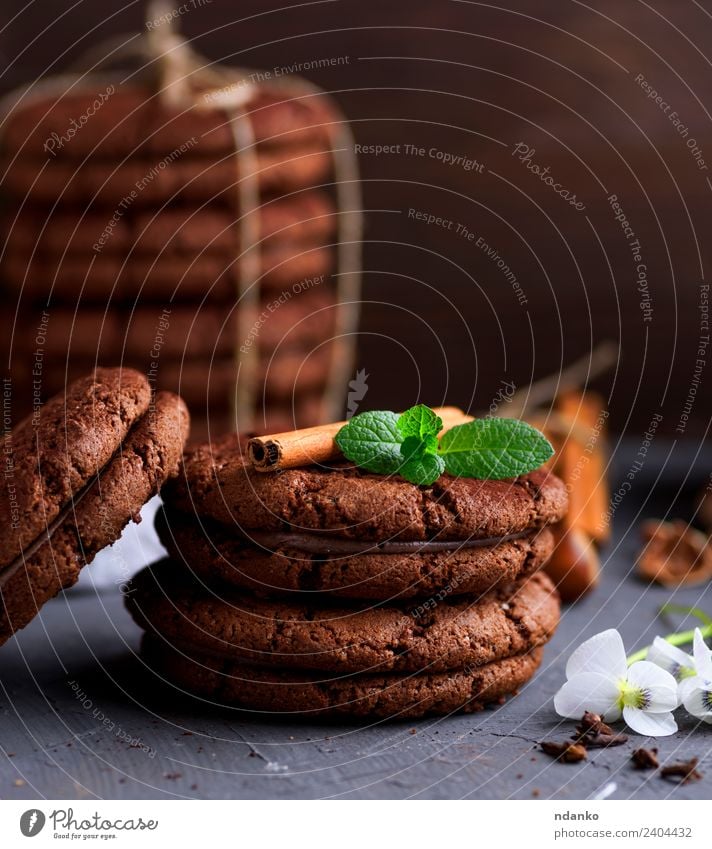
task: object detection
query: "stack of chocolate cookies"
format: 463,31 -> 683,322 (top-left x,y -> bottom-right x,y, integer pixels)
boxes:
1,83 -> 351,437
126,436 -> 567,719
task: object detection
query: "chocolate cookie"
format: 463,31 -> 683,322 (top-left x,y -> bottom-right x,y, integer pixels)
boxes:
0,379 -> 189,644
9,344 -> 332,423
125,288 -> 336,357
5,192 -> 336,257
157,508 -> 555,601
126,241 -> 333,298
3,86 -> 334,158
2,243 -> 333,301
10,288 -> 336,362
184,394 -> 325,444
165,436 -> 568,542
0,367 -> 150,568
125,564 -> 559,674
141,634 -> 544,718
154,344 -> 333,406
2,145 -> 333,205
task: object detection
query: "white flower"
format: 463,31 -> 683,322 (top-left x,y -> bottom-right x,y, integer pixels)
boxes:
646,637 -> 696,682
678,629 -> 712,724
554,629 -> 679,736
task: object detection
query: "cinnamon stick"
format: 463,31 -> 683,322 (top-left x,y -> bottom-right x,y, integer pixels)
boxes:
529,389 -> 610,601
248,406 -> 472,472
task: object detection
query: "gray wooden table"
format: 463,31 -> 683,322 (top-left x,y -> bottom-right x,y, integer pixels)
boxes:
2,439 -> 712,800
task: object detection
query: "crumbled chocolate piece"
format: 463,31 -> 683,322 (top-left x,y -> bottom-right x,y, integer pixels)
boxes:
572,712 -> 628,748
661,758 -> 703,784
540,740 -> 588,763
631,748 -> 659,770
638,519 -> 712,587
578,711 -> 614,735
580,731 -> 629,748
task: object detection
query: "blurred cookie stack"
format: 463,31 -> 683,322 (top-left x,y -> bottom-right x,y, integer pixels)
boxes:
0,30 -> 361,438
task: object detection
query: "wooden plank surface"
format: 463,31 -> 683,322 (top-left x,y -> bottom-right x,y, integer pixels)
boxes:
1,439 -> 711,800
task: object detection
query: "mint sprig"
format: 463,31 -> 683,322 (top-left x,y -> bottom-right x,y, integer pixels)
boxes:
334,410 -> 402,475
396,404 -> 443,441
439,418 -> 554,479
335,405 -> 553,486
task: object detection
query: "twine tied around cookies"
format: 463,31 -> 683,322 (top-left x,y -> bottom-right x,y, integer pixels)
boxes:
1,0 -> 363,430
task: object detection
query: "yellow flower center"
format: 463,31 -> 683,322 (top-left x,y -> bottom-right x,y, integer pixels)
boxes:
618,681 -> 647,710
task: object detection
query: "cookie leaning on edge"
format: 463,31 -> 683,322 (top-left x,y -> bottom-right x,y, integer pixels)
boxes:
164,434 -> 569,541
0,369 -> 189,645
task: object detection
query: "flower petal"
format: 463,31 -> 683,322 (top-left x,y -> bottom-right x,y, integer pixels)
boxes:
681,679 -> 712,723
647,637 -> 694,680
626,661 -> 679,712
693,629 -> 712,679
678,675 -> 700,702
565,629 -> 627,681
554,673 -> 621,720
623,706 -> 677,736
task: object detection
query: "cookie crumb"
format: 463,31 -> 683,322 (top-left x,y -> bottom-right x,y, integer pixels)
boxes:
661,758 -> 703,784
631,748 -> 659,770
540,741 -> 587,763
572,712 -> 628,748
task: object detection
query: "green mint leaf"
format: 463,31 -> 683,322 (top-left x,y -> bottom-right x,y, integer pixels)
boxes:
438,418 -> 553,479
397,405 -> 443,441
400,451 -> 445,486
400,433 -> 438,463
335,410 -> 403,475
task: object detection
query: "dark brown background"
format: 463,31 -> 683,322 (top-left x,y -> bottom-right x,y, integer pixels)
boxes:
3,0 -> 712,435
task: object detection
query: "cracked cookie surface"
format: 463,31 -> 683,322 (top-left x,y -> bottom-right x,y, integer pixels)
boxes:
165,434 -> 568,541
0,386 -> 189,645
0,367 -> 151,569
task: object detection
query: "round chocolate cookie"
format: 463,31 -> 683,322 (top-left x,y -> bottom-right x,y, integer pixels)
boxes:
11,288 -> 336,363
125,564 -> 559,674
0,367 -> 150,569
183,394 -> 325,445
5,192 -> 335,257
153,344 -> 333,407
141,634 -> 544,719
2,145 -> 332,205
1,242 -> 333,301
164,435 -> 568,542
157,507 -> 555,601
3,86 -> 334,158
0,385 -> 190,644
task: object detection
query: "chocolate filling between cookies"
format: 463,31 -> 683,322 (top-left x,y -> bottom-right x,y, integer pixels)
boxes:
243,529 -> 531,556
